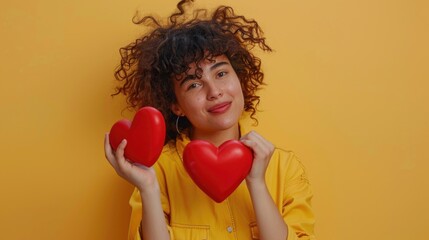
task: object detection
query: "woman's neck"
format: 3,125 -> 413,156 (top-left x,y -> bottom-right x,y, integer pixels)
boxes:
189,124 -> 240,147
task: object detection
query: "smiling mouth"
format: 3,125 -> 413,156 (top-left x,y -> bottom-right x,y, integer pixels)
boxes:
208,102 -> 232,113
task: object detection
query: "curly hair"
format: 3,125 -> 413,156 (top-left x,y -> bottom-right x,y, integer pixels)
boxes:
113,0 -> 272,142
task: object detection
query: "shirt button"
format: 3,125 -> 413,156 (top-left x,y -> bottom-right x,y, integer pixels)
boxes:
226,226 -> 233,233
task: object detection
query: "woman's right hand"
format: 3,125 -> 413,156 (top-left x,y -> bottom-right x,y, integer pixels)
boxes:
104,133 -> 159,193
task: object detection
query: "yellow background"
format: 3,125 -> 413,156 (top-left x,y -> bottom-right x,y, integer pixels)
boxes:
1,0 -> 428,239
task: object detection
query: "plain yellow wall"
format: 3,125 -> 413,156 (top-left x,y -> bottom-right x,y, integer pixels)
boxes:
1,0 -> 428,239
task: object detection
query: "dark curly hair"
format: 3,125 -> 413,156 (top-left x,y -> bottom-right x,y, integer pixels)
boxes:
113,0 -> 272,143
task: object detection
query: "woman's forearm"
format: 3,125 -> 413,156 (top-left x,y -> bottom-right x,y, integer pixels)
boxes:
247,179 -> 288,240
140,188 -> 170,240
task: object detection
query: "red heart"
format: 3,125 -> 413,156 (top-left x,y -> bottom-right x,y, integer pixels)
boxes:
109,107 -> 165,167
183,140 -> 253,203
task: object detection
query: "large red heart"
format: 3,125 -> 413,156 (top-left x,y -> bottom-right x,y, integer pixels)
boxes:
109,107 -> 165,167
183,140 -> 253,203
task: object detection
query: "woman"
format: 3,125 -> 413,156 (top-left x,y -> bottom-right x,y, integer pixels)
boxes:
104,0 -> 315,239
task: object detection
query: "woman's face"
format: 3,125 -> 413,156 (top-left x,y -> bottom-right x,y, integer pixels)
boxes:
171,55 -> 244,137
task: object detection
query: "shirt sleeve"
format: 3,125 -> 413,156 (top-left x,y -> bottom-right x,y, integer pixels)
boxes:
128,187 -> 142,240
282,151 -> 316,240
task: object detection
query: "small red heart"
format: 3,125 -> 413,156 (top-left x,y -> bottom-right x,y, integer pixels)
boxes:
109,107 -> 165,167
183,140 -> 253,203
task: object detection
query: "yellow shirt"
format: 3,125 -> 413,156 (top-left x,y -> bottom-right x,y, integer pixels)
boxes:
128,121 -> 316,240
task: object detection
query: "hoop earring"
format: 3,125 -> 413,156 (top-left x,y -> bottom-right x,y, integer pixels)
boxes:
176,115 -> 181,135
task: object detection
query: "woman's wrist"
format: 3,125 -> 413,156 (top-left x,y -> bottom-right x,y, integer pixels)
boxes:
138,181 -> 160,198
246,177 -> 267,192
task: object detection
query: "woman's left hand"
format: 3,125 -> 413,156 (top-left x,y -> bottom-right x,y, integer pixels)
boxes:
240,131 -> 275,184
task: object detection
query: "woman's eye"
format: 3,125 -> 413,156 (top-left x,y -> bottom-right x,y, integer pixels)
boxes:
218,71 -> 227,78
187,82 -> 201,90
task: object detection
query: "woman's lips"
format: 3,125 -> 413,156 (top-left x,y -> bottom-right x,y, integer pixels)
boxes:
208,102 -> 231,113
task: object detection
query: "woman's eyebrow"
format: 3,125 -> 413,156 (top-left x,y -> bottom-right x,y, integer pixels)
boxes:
210,61 -> 229,71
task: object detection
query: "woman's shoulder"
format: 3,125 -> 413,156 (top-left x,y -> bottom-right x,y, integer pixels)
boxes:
271,147 -> 299,167
270,148 -> 310,183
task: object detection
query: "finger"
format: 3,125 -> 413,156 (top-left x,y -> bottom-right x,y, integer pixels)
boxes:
115,139 -> 132,172
115,139 -> 127,161
104,133 -> 112,157
241,131 -> 263,144
247,131 -> 268,146
245,131 -> 274,152
241,134 -> 274,161
240,139 -> 259,153
104,133 -> 118,169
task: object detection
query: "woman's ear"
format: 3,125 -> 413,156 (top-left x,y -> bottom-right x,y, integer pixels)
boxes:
171,103 -> 184,116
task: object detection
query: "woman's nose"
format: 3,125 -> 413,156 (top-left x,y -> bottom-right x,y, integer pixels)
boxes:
206,81 -> 223,100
